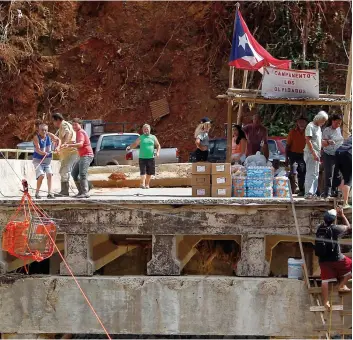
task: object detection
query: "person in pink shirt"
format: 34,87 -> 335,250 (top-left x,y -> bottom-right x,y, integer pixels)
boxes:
243,112 -> 269,159
61,118 -> 94,198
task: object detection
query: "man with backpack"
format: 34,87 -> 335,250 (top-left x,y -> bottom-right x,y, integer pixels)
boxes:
315,207 -> 352,310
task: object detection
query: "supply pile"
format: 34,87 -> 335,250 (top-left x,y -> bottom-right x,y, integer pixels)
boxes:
211,163 -> 232,197
191,162 -> 211,197
191,162 -> 232,197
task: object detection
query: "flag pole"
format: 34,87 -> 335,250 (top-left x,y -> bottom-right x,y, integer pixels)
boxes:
226,3 -> 240,163
343,39 -> 352,139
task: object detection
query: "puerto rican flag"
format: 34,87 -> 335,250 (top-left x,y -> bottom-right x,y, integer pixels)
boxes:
229,9 -> 291,71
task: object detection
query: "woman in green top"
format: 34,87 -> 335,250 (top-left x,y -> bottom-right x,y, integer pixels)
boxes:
127,124 -> 161,189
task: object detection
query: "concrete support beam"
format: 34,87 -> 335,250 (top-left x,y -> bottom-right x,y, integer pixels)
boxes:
92,242 -> 137,271
0,276 -> 314,337
1,334 -> 40,339
60,234 -> 93,276
236,235 -> 270,277
177,236 -> 201,270
147,235 -> 180,275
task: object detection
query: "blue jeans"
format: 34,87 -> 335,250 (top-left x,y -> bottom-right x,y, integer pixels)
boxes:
304,151 -> 320,195
71,156 -> 93,181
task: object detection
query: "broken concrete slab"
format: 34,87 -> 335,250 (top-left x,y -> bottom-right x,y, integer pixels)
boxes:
0,276 -> 314,337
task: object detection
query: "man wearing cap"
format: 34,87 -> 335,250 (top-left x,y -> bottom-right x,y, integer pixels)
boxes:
286,116 -> 308,196
194,117 -> 212,162
315,207 -> 351,310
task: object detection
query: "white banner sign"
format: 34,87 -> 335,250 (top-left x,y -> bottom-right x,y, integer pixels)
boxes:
261,67 -> 319,99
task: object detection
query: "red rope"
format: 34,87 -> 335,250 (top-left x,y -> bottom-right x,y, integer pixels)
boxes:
27,198 -> 112,339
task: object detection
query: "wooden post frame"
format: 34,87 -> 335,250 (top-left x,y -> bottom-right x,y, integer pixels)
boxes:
226,98 -> 233,163
237,70 -> 249,124
343,40 -> 352,138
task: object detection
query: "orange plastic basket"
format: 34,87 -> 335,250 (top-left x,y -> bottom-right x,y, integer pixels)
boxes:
2,217 -> 57,261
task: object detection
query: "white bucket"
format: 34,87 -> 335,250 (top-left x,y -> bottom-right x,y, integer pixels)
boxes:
288,258 -> 304,279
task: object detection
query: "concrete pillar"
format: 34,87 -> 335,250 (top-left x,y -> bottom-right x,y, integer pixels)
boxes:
0,250 -> 8,274
147,235 -> 180,275
236,235 -> 270,277
60,234 -> 93,276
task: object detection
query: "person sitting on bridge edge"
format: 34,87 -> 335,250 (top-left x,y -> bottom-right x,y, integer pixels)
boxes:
194,117 -> 211,162
126,123 -> 161,189
61,118 -> 94,198
32,124 -> 60,199
286,115 -> 307,196
322,114 -> 344,199
52,113 -> 78,197
231,124 -> 247,164
315,207 -> 352,310
304,111 -> 334,199
243,110 -> 269,159
335,134 -> 352,209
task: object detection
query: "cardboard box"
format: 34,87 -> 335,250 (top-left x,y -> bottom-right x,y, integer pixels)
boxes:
192,185 -> 211,197
192,162 -> 211,175
211,185 -> 232,197
212,174 -> 232,186
191,174 -> 211,186
212,163 -> 231,175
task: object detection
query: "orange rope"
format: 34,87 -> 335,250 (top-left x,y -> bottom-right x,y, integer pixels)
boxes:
27,198 -> 112,339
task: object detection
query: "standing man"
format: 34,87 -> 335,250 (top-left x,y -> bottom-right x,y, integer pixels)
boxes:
322,114 -> 344,198
126,124 -> 161,189
304,111 -> 332,199
243,112 -> 269,159
315,208 -> 351,310
52,113 -> 78,197
286,116 -> 307,196
62,118 -> 94,198
335,135 -> 352,209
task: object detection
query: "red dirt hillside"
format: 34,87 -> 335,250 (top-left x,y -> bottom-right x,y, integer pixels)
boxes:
0,2 -> 351,160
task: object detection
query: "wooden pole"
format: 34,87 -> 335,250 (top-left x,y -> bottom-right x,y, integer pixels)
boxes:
343,40 -> 352,138
237,70 -> 249,125
226,97 -> 233,163
226,3 -> 240,162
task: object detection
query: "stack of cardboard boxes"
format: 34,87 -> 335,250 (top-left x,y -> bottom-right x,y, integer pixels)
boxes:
211,163 -> 232,197
191,163 -> 231,197
191,162 -> 211,197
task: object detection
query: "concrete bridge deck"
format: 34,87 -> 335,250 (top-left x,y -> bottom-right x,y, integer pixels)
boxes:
0,188 -> 351,338
0,189 -> 339,277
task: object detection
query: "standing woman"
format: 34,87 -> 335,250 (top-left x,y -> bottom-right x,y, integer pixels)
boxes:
127,124 -> 161,189
62,118 -> 94,198
231,125 -> 247,164
322,114 -> 344,198
194,117 -> 211,162
32,124 -> 61,199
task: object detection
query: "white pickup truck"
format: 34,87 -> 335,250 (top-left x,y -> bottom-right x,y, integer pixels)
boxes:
94,133 -> 180,166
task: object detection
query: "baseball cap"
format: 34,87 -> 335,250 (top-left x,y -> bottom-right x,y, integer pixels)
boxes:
324,209 -> 337,224
200,117 -> 211,123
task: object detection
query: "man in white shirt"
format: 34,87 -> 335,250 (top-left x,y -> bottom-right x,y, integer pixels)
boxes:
304,111 -> 333,199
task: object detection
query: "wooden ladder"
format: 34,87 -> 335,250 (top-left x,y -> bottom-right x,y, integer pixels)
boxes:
306,276 -> 352,339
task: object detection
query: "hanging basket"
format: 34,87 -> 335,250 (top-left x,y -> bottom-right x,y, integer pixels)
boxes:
2,183 -> 57,262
